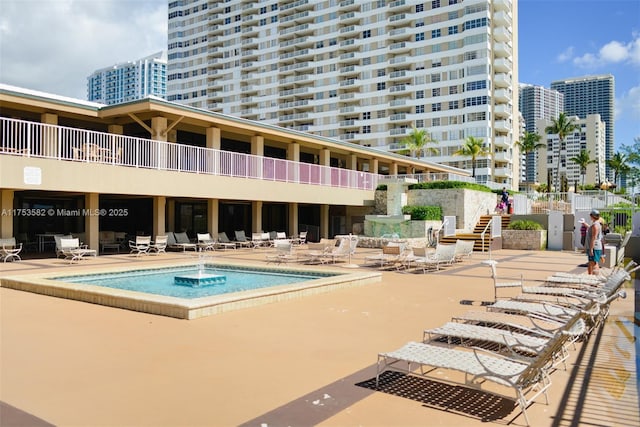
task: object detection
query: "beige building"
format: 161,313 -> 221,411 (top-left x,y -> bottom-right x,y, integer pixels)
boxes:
536,114 -> 606,189
0,84 -> 469,253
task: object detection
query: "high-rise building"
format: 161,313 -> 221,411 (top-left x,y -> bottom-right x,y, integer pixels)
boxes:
87,51 -> 167,105
167,0 -> 519,188
518,84 -> 563,184
550,74 -> 614,182
536,114 -> 606,190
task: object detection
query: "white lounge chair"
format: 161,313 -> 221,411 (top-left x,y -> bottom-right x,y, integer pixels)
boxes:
265,241 -> 297,264
149,235 -> 168,255
413,243 -> 456,272
197,233 -> 216,251
364,243 -> 402,268
129,236 -> 151,256
484,259 -> 524,300
453,239 -> 474,262
169,232 -> 197,252
60,237 -> 96,263
321,235 -> 357,264
0,237 -> 23,262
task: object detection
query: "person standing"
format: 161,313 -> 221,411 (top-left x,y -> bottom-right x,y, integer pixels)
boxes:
501,187 -> 510,214
585,210 -> 603,275
579,218 -> 588,249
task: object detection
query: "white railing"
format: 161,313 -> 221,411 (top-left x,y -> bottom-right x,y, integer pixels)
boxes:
0,117 -> 379,191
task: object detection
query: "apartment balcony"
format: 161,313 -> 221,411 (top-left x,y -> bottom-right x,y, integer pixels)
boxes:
389,41 -> 411,53
494,136 -> 511,149
389,98 -> 407,107
339,25 -> 360,36
494,151 -> 512,162
494,120 -> 511,132
281,0 -> 311,11
494,167 -> 513,178
0,118 -> 379,191
389,84 -> 410,95
494,10 -> 512,26
494,0 -> 510,11
494,57 -> 512,73
493,26 -> 512,42
494,88 -> 511,102
339,11 -> 359,24
339,0 -> 359,11
389,113 -> 407,121
494,73 -> 510,88
388,27 -> 411,41
493,103 -> 512,118
493,42 -> 511,57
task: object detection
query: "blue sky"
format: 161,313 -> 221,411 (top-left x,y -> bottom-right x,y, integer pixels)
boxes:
519,0 -> 640,151
0,0 -> 638,152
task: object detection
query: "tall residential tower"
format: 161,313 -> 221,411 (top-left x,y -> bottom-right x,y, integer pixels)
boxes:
167,0 -> 519,188
87,51 -> 167,105
550,74 -> 614,182
518,83 -> 563,184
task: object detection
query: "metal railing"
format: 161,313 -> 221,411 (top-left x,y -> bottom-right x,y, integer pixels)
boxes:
0,117 -> 378,191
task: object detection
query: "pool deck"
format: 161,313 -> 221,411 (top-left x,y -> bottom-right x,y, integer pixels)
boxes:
1,247 -> 638,427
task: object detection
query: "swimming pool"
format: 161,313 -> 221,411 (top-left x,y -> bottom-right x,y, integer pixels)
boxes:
53,265 -> 332,299
1,261 -> 381,319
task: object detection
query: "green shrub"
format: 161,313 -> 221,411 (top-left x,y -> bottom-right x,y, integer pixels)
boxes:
376,184 -> 387,191
408,180 -> 493,193
508,220 -> 544,231
402,205 -> 442,220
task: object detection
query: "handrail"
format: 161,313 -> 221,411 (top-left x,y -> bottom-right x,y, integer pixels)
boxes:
480,217 -> 493,253
0,117 -> 379,191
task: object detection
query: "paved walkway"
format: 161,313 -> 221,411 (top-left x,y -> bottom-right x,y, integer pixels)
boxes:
1,248 -> 638,426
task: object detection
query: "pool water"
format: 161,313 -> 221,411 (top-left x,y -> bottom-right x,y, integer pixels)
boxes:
53,265 -> 333,299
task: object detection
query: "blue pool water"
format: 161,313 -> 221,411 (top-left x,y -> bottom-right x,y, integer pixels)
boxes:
53,265 -> 334,299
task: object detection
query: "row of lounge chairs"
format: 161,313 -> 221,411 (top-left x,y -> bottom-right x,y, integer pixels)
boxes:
363,240 -> 474,271
264,236 -> 357,265
374,259 -> 636,425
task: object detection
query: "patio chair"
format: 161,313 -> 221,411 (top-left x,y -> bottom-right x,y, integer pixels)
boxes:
60,237 -> 96,263
234,230 -> 253,248
197,233 -> 216,251
149,235 -> 168,255
453,239 -> 474,262
321,236 -> 356,264
301,239 -> 334,264
54,234 -> 73,258
0,237 -> 23,262
215,232 -> 236,250
251,232 -> 270,248
376,314 -> 585,426
265,241 -> 297,264
484,260 -> 524,300
413,243 -> 456,272
292,230 -> 308,246
170,231 -> 197,252
129,236 -> 151,256
364,243 -> 402,268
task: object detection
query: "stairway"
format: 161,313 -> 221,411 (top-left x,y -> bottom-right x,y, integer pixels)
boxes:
439,215 -> 512,252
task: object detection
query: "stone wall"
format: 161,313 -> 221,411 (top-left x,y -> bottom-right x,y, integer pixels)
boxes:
363,219 -> 441,239
502,230 -> 548,250
408,189 -> 496,231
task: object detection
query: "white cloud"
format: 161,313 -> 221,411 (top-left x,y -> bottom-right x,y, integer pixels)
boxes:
0,0 -> 167,99
571,34 -> 640,68
615,85 -> 640,122
556,46 -> 574,63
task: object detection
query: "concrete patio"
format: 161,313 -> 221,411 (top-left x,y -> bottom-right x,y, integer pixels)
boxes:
1,247 -> 638,426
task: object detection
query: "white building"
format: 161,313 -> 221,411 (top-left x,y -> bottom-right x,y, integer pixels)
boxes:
87,51 -> 167,105
536,114 -> 606,189
167,0 -> 519,188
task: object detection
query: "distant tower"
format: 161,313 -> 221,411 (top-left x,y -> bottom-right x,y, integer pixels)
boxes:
518,84 -> 564,184
551,74 -> 614,182
87,51 -> 167,104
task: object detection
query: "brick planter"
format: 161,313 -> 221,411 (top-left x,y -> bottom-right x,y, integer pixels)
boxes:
502,230 -> 547,250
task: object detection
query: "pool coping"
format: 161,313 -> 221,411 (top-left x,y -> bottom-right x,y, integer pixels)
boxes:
0,259 -> 382,319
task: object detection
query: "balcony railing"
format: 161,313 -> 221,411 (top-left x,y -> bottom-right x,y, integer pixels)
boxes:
0,117 -> 378,191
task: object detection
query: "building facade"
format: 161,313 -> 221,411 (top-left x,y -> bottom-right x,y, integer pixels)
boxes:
166,0 -> 519,189
536,114 -> 606,190
87,51 -> 168,105
550,74 -> 614,182
518,83 -> 563,184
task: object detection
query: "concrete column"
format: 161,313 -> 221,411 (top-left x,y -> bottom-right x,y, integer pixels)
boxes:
288,203 -> 298,237
108,124 -> 123,135
390,162 -> 398,175
208,199 -> 219,236
252,201 -> 263,233
346,154 -> 357,170
167,199 -> 176,232
153,196 -> 166,238
251,135 -> 264,178
320,148 -> 330,185
371,158 -> 379,174
41,113 -> 58,157
320,204 -> 330,239
287,142 -> 300,182
206,127 -> 221,150
85,193 -> 99,251
0,189 -> 14,238
151,116 -> 168,142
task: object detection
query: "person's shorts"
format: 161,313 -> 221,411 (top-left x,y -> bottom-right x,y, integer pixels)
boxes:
588,249 -> 602,263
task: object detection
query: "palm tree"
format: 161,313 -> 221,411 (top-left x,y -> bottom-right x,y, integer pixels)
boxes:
568,149 -> 597,188
607,152 -> 630,188
516,131 -> 545,182
453,136 -> 489,178
545,113 -> 579,191
400,127 -> 438,158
